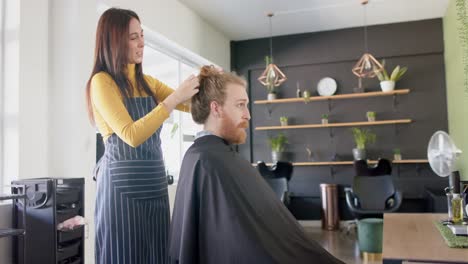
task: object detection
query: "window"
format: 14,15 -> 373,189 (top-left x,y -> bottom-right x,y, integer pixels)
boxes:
0,0 -> 19,194
143,45 -> 205,182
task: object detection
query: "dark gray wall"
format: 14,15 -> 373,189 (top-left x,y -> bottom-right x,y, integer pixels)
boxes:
231,19 -> 449,220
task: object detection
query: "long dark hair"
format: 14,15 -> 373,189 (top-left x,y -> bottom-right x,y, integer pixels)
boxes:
85,8 -> 155,124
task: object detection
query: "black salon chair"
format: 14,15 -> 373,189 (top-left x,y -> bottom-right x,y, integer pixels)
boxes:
345,159 -> 402,218
256,161 -> 293,207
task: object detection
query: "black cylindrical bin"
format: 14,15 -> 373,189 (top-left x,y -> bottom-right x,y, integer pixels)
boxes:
320,184 -> 340,231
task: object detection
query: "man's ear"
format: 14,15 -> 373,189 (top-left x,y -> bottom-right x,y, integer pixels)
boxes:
210,101 -> 221,118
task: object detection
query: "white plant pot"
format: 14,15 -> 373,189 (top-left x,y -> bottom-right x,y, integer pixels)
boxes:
393,154 -> 402,161
280,121 -> 288,126
271,151 -> 284,163
321,119 -> 328,125
352,148 -> 366,160
367,117 -> 376,122
267,93 -> 277,100
380,81 -> 395,92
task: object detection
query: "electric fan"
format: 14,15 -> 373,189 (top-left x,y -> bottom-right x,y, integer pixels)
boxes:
427,131 -> 467,228
427,131 -> 462,177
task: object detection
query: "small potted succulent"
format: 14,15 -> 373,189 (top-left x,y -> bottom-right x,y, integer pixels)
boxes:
321,114 -> 329,124
351,127 -> 376,160
280,116 -> 289,126
393,148 -> 402,161
366,111 -> 376,122
375,60 -> 408,92
268,133 -> 288,163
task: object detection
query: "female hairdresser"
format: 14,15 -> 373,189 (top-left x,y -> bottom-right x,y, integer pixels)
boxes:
85,8 -> 199,264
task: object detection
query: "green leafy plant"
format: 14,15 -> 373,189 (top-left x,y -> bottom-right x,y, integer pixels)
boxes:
170,123 -> 179,139
268,133 -> 288,152
456,0 -> 468,94
321,114 -> 329,119
393,148 -> 401,155
350,127 -> 376,149
280,116 -> 288,123
375,60 -> 408,82
366,111 -> 376,118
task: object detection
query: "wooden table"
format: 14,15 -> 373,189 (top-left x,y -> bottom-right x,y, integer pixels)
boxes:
383,213 -> 468,264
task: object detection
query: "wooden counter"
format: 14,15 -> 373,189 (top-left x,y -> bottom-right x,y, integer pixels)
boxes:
383,213 -> 468,263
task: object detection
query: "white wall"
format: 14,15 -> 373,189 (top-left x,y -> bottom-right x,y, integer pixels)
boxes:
0,1 -> 231,263
48,0 -> 97,262
0,0 -> 51,263
18,0 -> 50,180
101,0 -> 231,69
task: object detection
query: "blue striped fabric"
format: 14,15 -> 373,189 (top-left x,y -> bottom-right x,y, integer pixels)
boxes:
95,97 -> 169,264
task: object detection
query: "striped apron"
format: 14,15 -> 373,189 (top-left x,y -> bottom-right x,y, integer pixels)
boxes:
94,96 -> 169,264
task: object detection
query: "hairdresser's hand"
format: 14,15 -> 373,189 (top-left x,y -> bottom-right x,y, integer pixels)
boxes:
214,66 -> 224,73
162,75 -> 199,113
173,74 -> 199,103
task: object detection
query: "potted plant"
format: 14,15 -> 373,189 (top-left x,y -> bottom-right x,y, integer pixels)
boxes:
266,83 -> 277,100
268,133 -> 288,163
350,127 -> 376,160
375,60 -> 408,92
280,116 -> 289,126
393,148 -> 402,161
263,56 -> 277,100
366,111 -> 376,122
321,114 -> 329,124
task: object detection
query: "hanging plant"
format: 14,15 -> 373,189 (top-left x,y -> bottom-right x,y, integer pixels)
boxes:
264,56 -> 276,94
456,0 -> 468,95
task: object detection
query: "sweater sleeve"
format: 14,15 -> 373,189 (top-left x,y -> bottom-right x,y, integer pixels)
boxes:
90,73 -> 170,148
146,75 -> 191,112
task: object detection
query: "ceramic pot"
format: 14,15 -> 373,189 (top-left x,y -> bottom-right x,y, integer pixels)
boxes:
380,81 -> 395,92
352,148 -> 366,160
272,151 -> 284,163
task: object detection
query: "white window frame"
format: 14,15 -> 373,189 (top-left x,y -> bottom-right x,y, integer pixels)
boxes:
0,0 -> 19,194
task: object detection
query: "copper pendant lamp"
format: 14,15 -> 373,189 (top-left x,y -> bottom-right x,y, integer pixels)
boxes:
352,0 -> 383,78
258,13 -> 287,88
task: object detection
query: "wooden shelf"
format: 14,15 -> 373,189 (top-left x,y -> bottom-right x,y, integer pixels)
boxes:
391,159 -> 429,164
254,159 -> 428,166
255,119 -> 412,131
254,89 -> 410,105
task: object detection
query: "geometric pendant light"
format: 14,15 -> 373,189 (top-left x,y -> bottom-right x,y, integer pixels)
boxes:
258,12 -> 287,87
352,0 -> 383,78
352,53 -> 384,78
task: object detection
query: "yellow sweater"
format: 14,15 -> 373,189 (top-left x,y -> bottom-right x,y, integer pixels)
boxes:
91,64 -> 189,147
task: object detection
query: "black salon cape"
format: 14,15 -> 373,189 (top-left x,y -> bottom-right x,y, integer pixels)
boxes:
169,135 -> 343,264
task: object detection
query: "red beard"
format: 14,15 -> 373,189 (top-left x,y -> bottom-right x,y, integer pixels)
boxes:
220,116 -> 248,145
